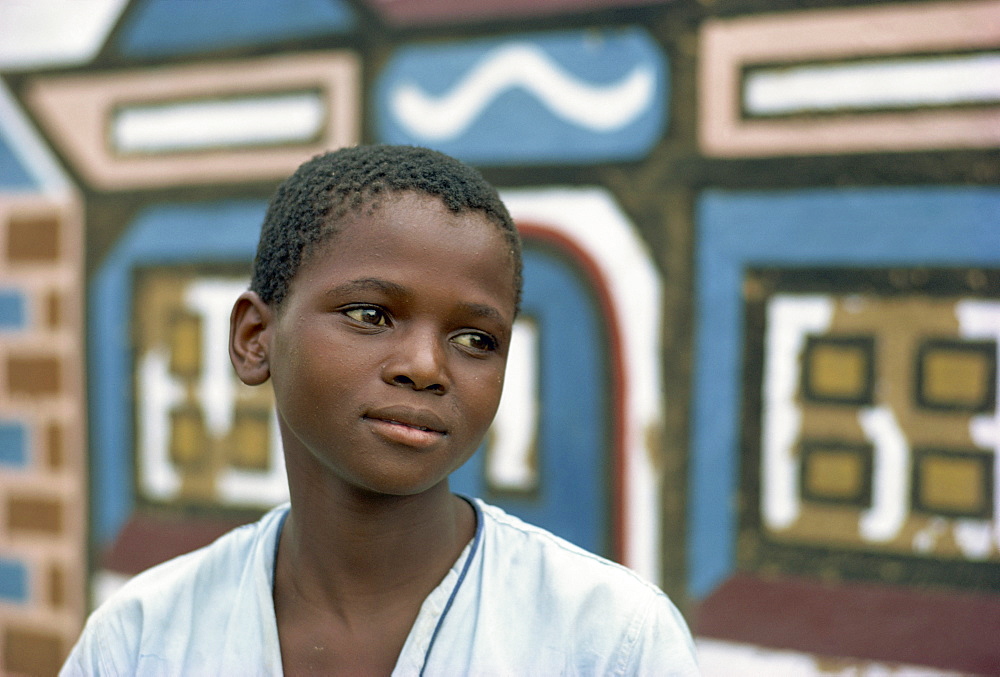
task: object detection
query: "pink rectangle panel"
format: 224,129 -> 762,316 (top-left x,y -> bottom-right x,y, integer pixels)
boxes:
698,0 -> 1000,157
24,53 -> 361,191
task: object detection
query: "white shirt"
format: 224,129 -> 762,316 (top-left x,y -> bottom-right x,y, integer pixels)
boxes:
62,498 -> 699,676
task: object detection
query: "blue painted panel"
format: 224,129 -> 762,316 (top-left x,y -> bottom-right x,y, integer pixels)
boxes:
0,557 -> 29,603
0,131 -> 36,190
0,290 -> 27,330
0,422 -> 28,467
115,0 -> 355,58
690,186 -> 1000,599
375,28 -> 667,165
450,246 -> 610,556
90,200 -> 267,546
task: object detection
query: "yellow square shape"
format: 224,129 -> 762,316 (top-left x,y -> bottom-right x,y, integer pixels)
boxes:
919,454 -> 987,514
169,407 -> 206,468
169,311 -> 202,378
922,347 -> 992,409
805,448 -> 865,500
228,408 -> 271,472
808,343 -> 868,400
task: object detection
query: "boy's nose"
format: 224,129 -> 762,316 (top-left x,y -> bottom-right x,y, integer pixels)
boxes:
381,329 -> 449,393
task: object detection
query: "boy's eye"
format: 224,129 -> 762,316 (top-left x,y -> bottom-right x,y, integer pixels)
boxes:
452,331 -> 498,353
344,306 -> 389,326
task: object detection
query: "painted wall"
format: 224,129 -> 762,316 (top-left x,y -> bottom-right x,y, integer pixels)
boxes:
1,0 -> 997,674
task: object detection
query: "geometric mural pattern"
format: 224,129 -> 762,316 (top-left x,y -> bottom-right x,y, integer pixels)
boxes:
0,195 -> 87,675
741,268 -> 1000,588
132,267 -> 284,511
699,0 -> 1000,157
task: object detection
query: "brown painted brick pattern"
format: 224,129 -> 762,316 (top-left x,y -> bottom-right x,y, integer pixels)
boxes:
7,496 -> 63,535
46,422 -> 63,470
45,290 -> 61,329
3,625 -> 64,677
0,198 -> 86,672
6,355 -> 61,396
6,212 -> 60,263
48,563 -> 65,609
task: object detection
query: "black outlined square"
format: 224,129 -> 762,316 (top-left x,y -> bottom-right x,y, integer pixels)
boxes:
738,267 -> 1000,593
228,405 -> 272,472
801,335 -> 875,406
916,339 -> 997,413
911,448 -> 994,519
799,439 -> 874,508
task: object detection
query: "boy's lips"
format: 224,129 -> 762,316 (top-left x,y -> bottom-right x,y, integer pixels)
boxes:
363,407 -> 448,447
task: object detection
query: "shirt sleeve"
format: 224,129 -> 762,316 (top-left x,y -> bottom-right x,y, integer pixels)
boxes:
59,601 -> 141,677
60,633 -> 102,677
621,592 -> 701,676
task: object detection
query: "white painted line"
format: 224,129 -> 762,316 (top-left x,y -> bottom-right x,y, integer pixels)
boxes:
487,318 -> 540,492
112,92 -> 325,154
745,52 -> 1000,116
761,295 -> 832,531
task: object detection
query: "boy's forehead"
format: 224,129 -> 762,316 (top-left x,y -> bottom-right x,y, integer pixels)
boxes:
301,192 -> 517,292
269,187 -> 521,317
324,190 -> 507,254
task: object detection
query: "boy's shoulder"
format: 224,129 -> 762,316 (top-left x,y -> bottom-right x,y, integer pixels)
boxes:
461,499 -> 699,674
99,503 -> 287,613
61,505 -> 288,676
472,498 -> 688,630
476,498 -> 662,595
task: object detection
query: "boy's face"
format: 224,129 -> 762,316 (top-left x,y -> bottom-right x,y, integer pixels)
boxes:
265,191 -> 517,498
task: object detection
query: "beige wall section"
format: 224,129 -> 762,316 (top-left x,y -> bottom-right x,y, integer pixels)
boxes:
0,193 -> 87,676
698,0 -> 1000,157
24,52 -> 361,190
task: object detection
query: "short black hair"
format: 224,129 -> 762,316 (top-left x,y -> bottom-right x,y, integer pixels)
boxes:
250,144 -> 522,311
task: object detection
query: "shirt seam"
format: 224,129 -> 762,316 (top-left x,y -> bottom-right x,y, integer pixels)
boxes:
93,620 -> 117,676
479,501 -> 662,594
417,495 -> 484,676
614,590 -> 657,676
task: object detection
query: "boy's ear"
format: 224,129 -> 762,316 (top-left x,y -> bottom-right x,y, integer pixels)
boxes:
229,290 -> 273,386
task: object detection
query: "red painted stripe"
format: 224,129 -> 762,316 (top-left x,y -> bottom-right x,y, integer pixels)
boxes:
519,222 -> 629,564
102,513 -> 252,575
695,573 -> 1000,674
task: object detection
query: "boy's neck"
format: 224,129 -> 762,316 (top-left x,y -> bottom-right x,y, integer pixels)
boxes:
276,477 -> 475,614
271,480 -> 475,675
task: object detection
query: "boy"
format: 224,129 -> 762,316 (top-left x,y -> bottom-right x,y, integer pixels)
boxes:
62,145 -> 699,675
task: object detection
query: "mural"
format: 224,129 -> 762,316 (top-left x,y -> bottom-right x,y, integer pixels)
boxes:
132,267 -> 285,510
751,274 -> 1000,571
692,188 -> 1000,673
88,200 -> 270,560
23,52 -> 360,190
457,187 -> 666,581
1,0 -> 998,674
0,83 -> 87,675
698,0 -> 1000,156
375,28 -> 667,164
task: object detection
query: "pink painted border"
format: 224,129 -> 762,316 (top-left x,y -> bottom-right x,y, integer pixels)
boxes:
699,0 -> 1000,157
24,53 -> 360,190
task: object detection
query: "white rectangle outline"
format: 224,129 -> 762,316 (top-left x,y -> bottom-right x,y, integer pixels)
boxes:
699,0 -> 1000,156
745,52 -> 1000,117
112,91 -> 326,154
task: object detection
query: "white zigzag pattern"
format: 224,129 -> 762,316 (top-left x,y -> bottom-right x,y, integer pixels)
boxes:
390,43 -> 655,141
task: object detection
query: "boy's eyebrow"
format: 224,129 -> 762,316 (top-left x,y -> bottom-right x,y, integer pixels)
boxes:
326,277 -> 409,298
328,277 -> 508,324
459,302 -> 505,325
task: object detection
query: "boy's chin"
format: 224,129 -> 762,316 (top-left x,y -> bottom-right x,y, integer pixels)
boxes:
345,475 -> 455,501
